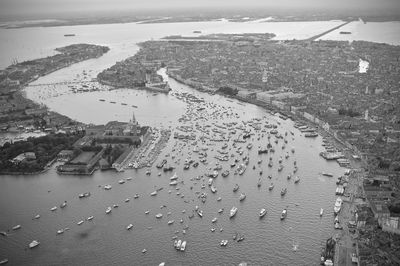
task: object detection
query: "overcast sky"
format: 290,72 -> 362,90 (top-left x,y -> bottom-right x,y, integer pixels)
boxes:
1,0 -> 399,19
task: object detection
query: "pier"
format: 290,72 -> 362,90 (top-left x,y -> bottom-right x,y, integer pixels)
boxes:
307,21 -> 352,41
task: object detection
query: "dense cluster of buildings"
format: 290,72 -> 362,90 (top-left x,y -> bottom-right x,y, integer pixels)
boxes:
122,35 -> 400,264
57,112 -> 150,174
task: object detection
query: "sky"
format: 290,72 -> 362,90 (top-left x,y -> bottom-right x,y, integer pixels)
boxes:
1,0 -> 399,20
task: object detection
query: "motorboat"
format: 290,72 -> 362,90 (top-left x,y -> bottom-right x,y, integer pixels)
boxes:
217,197 -> 222,201
57,229 -> 64,235
320,208 -> 324,216
169,180 -> 178,186
269,183 -> 274,191
12,225 -> 21,230
125,198 -> 130,202
170,173 -> 178,180
150,191 -> 157,196
155,213 -> 163,219
0,259 -> 9,265
218,208 -> 224,214
233,184 -> 239,192
104,185 -> 112,190
29,240 -> 40,249
50,206 -> 57,212
294,176 -> 300,183
208,178 -> 213,186
211,217 -> 218,223
230,206 -> 238,218
176,240 -> 182,250
60,201 -> 67,208
281,188 -> 287,196
87,216 -> 94,221
280,209 -> 287,220
168,220 -> 174,225
210,186 -> 217,193
118,179 -> 125,184
239,193 -> 246,201
257,178 -> 262,187
197,210 -> 203,218
77,220 -> 84,225
33,214 -> 40,219
145,210 -> 150,214
105,207 -> 112,214
126,224 -> 133,230
113,204 -> 119,208
334,198 -> 343,214
259,208 -> 267,218
220,240 -> 228,246
134,194 -> 139,199
221,170 -> 229,177
180,241 -> 187,251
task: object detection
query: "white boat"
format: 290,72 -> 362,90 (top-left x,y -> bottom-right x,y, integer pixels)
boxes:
208,178 -> 213,186
104,185 -> 112,190
125,198 -> 130,202
218,208 -> 224,214
233,184 -> 239,192
220,240 -> 228,246
230,206 -> 238,218
217,197 -> 222,201
280,209 -> 287,220
239,193 -> 246,201
12,225 -> 21,230
197,210 -> 203,217
176,240 -> 182,250
334,198 -> 343,214
320,208 -> 324,216
155,213 -> 163,219
50,206 -> 57,211
259,208 -> 267,218
60,201 -> 67,208
77,220 -> 84,225
180,241 -> 187,251
134,194 -> 139,199
126,224 -> 133,230
211,217 -> 218,223
57,229 -> 64,235
29,240 -> 40,249
33,214 -> 40,219
168,220 -> 174,225
169,180 -> 178,186
269,183 -> 274,190
150,191 -> 157,196
105,207 -> 112,214
210,186 -> 217,193
294,176 -> 300,183
170,173 -> 178,180
118,179 -> 125,184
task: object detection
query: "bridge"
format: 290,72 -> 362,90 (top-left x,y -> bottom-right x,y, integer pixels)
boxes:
26,80 -> 97,87
306,21 -> 352,42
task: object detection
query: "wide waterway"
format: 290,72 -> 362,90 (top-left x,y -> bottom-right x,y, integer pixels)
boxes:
1,19 -> 400,265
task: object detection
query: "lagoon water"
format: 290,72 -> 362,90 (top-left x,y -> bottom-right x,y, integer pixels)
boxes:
0,19 -> 399,265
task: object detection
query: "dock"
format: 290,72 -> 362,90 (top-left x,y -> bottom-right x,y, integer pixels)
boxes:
307,21 -> 352,41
